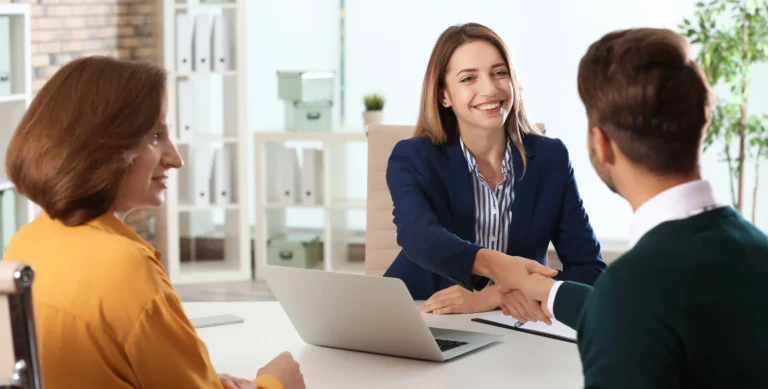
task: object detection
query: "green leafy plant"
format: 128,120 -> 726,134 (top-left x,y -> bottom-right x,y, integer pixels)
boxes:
680,0 -> 768,222
363,93 -> 385,111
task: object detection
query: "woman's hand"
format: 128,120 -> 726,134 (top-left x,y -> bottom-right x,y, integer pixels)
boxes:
472,249 -> 558,290
219,374 -> 256,389
419,285 -> 501,315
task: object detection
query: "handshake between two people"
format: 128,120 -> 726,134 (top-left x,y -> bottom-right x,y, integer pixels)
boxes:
419,249 -> 558,325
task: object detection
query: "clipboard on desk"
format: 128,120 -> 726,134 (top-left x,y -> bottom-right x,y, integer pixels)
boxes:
472,314 -> 577,344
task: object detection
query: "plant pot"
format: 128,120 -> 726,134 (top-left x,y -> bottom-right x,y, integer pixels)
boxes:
363,110 -> 383,126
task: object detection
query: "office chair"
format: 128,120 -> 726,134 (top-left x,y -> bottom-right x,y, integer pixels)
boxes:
364,124 -> 414,276
0,261 -> 42,389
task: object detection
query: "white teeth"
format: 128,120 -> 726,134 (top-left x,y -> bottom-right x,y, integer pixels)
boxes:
478,102 -> 500,110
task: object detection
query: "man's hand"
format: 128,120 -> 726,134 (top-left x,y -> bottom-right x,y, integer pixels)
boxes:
498,289 -> 551,325
257,352 -> 305,389
419,285 -> 501,315
498,273 -> 557,323
472,249 -> 557,290
516,272 -> 557,302
220,374 -> 257,389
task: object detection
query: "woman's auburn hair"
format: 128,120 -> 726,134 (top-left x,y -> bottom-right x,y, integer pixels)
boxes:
5,56 -> 167,226
414,23 -> 541,171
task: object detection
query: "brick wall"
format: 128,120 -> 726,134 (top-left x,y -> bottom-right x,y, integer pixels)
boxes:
1,0 -> 160,243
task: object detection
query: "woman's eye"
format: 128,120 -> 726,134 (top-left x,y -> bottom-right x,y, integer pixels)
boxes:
460,76 -> 474,83
151,133 -> 161,145
495,70 -> 509,77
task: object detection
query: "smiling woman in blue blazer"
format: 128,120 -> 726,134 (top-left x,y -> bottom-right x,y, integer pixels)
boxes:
384,23 -> 606,319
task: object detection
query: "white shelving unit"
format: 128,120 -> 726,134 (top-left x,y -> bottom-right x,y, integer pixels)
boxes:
0,4 -> 37,256
253,130 -> 368,280
158,0 -> 251,284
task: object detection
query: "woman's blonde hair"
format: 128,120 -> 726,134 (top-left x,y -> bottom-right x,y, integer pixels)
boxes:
414,23 -> 541,171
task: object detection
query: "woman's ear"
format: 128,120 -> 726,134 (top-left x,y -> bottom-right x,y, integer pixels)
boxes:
441,89 -> 452,108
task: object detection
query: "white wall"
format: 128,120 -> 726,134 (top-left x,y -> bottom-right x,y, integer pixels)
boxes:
245,0 -> 768,240
343,0 -> 768,240
244,0 -> 340,229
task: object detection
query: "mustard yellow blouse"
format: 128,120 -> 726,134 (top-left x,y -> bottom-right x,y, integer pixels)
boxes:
3,212 -> 281,389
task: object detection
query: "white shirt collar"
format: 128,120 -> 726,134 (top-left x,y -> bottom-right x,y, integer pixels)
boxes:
628,179 -> 720,249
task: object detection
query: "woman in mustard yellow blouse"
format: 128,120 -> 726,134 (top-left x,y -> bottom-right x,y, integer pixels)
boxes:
2,56 -> 304,389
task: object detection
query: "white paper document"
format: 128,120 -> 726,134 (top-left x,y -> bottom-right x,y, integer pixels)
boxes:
473,313 -> 577,343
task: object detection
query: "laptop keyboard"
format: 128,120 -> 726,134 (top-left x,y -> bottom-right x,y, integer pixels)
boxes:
435,338 -> 468,352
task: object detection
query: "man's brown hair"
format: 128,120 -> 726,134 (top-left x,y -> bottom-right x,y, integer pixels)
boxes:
577,28 -> 713,174
6,56 -> 167,226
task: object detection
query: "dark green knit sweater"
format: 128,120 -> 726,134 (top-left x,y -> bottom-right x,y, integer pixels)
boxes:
554,206 -> 768,389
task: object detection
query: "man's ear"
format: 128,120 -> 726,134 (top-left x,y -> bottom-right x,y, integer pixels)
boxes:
591,126 -> 615,165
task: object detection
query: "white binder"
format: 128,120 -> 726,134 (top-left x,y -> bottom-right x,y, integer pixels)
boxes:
193,14 -> 213,72
300,148 -> 324,205
212,147 -> 231,204
278,147 -> 300,205
212,14 -> 230,72
193,77 -> 211,135
175,13 -> 193,73
191,145 -> 215,206
176,79 -> 195,139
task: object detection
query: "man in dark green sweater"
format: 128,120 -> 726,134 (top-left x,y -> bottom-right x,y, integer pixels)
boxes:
500,28 -> 768,388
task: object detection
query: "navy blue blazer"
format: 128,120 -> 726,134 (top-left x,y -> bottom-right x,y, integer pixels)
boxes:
383,132 -> 606,300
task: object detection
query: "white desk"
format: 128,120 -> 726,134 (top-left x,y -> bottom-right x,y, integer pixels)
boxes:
183,302 -> 584,388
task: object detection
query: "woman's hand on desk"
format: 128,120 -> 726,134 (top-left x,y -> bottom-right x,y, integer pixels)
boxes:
419,285 -> 501,314
256,352 -> 306,389
220,374 -> 257,389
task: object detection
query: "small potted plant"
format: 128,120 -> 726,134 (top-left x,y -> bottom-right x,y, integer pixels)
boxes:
363,93 -> 385,126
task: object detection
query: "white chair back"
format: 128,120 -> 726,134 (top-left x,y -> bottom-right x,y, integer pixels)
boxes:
364,124 -> 415,276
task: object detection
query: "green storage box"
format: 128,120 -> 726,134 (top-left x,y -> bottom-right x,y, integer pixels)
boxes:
267,233 -> 323,269
0,16 -> 11,97
284,101 -> 332,132
277,71 -> 335,102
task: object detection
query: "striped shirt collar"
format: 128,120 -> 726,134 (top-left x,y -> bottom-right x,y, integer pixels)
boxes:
458,136 -> 514,175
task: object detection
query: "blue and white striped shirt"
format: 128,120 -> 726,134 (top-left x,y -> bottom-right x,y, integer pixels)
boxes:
458,137 -> 515,255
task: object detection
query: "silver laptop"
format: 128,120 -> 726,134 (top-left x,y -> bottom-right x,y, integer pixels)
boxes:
264,265 -> 502,362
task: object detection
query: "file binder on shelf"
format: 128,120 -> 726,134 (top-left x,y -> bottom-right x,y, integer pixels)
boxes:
212,14 -> 230,72
176,79 -> 195,139
193,77 -> 212,136
193,14 -> 212,72
0,16 -> 11,97
300,148 -> 323,205
212,147 -> 231,205
175,13 -> 193,73
190,144 -> 215,206
278,147 -> 300,205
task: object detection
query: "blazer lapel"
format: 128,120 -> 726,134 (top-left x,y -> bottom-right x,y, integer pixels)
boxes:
442,138 -> 475,243
507,137 -> 538,255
